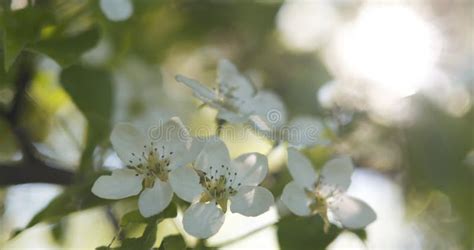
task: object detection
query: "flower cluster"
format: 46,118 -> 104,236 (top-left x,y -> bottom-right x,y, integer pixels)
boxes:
91,59 -> 376,239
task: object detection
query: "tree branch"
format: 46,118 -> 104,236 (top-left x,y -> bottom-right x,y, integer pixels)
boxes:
0,162 -> 74,186
0,54 -> 75,186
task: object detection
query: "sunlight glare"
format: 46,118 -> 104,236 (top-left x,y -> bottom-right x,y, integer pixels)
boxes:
336,5 -> 441,97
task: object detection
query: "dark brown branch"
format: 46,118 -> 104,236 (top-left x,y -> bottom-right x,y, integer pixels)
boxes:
0,162 -> 74,186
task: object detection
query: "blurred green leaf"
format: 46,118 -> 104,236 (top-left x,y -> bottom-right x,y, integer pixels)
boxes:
277,215 -> 366,250
51,218 -> 68,244
116,204 -> 178,250
402,97 -> 473,248
60,65 -> 113,173
60,65 -> 113,172
158,235 -> 186,250
0,119 -> 18,160
60,65 -> 113,133
33,27 -> 100,67
0,48 -> 6,86
120,210 -> 148,227
1,7 -> 52,70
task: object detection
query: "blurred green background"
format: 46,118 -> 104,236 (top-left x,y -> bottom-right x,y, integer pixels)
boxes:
0,0 -> 472,249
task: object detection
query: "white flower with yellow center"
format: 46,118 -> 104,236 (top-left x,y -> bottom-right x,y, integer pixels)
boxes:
175,59 -> 257,124
169,137 -> 274,238
91,117 -> 199,217
281,148 -> 376,232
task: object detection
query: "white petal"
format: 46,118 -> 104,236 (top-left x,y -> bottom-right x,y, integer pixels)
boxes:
183,202 -> 225,238
138,180 -> 173,217
100,0 -> 133,22
195,137 -> 231,174
287,148 -> 317,189
217,59 -> 256,99
230,186 -> 274,216
91,169 -> 143,199
232,153 -> 268,186
111,123 -> 149,165
286,116 -> 331,148
149,117 -> 193,169
320,156 -> 353,191
169,166 -> 203,203
330,195 -> 376,229
281,181 -> 312,216
247,91 -> 287,131
175,74 -> 219,103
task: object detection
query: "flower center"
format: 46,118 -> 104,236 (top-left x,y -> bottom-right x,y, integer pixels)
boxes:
215,86 -> 247,113
127,142 -> 173,188
305,181 -> 342,233
196,165 -> 241,213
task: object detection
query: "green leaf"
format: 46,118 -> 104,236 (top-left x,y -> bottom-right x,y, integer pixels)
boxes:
60,65 -> 113,150
1,7 -> 52,70
158,235 -> 186,250
117,204 -> 178,250
120,210 -> 147,227
60,65 -> 113,172
32,27 -> 101,67
60,65 -> 113,133
277,215 -> 366,250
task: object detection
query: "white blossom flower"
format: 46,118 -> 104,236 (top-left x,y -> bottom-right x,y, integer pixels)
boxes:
176,59 -> 331,147
175,59 -> 257,124
91,117 -> 200,217
281,148 -> 376,232
170,137 -> 274,238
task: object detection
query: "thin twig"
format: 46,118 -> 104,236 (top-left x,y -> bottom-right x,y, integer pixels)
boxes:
105,206 -> 125,241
